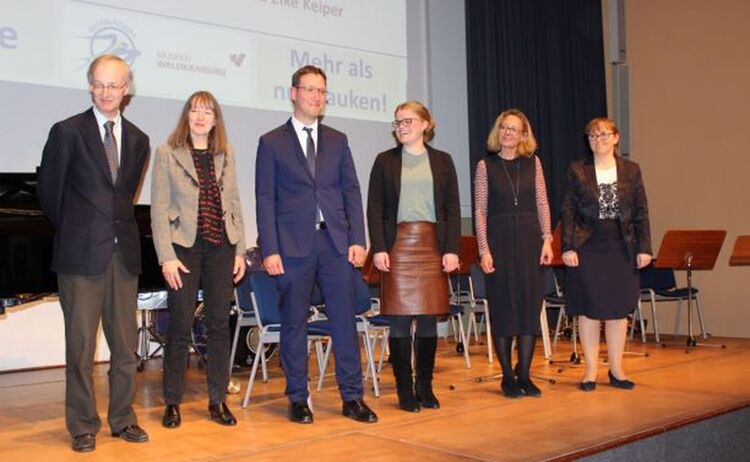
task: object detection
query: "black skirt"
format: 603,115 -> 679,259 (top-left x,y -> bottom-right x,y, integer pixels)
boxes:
565,220 -> 639,320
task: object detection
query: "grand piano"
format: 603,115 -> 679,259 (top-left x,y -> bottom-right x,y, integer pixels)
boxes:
0,172 -> 164,314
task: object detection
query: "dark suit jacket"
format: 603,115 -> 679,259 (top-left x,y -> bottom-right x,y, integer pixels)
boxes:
39,108 -> 150,275
366,145 -> 461,255
255,118 -> 365,258
560,155 -> 652,258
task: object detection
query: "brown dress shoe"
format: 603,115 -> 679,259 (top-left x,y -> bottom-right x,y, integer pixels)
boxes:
71,433 -> 95,452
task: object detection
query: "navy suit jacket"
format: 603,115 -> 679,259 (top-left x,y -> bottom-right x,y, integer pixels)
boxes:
38,108 -> 150,275
255,118 -> 365,259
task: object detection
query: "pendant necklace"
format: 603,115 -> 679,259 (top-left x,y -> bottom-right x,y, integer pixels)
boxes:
501,157 -> 520,206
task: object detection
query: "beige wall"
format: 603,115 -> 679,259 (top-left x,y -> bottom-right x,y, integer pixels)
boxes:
624,0 -> 750,338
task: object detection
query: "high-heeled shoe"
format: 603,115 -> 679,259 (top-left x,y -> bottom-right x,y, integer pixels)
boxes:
608,370 -> 635,390
579,381 -> 597,392
501,376 -> 523,398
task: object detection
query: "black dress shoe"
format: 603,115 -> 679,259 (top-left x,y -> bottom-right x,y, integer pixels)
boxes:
209,402 -> 237,426
501,376 -> 523,399
111,424 -> 149,443
518,378 -> 542,397
288,401 -> 314,424
162,404 -> 181,429
71,433 -> 95,452
579,381 -> 597,392
342,399 -> 378,423
608,370 -> 635,390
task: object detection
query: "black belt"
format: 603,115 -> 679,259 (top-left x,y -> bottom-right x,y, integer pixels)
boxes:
316,221 -> 327,230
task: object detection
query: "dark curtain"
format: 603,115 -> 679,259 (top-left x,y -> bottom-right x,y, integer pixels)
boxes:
465,0 -> 607,223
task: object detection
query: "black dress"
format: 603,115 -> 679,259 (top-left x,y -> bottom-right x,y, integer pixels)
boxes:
484,156 -> 544,337
565,182 -> 639,320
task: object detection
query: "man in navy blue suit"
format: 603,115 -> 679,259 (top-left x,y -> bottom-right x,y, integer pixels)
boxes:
255,65 -> 377,424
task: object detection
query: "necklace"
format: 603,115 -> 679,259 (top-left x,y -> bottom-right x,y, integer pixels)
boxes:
500,158 -> 520,206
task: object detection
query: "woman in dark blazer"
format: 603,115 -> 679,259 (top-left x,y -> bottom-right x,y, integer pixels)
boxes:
367,101 -> 460,412
151,91 -> 246,427
561,117 -> 652,392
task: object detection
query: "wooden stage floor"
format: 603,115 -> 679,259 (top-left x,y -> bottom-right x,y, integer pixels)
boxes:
1,335 -> 749,461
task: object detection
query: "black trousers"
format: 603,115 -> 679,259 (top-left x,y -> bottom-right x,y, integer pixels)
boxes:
163,237 -> 235,405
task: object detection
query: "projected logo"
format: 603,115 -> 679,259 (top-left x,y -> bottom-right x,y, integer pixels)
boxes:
85,20 -> 141,65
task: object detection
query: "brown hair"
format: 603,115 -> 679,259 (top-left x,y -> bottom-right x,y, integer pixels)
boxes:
291,65 -> 327,87
167,91 -> 228,155
394,100 -> 436,142
486,108 -> 538,156
585,117 -> 620,155
87,54 -> 133,86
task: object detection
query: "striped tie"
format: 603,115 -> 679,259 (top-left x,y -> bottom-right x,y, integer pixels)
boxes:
103,120 -> 118,183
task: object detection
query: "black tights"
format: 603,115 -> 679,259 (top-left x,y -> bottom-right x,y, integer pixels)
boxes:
388,315 -> 438,339
495,335 -> 536,380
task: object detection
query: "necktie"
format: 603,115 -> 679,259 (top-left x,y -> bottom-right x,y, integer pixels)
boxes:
303,127 -> 315,177
103,121 -> 118,183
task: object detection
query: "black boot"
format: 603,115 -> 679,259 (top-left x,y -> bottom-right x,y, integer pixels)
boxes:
414,337 -> 440,409
389,336 -> 420,412
516,335 -> 541,397
496,336 -> 522,398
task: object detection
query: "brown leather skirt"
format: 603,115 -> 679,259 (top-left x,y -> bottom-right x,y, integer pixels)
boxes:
380,222 -> 449,316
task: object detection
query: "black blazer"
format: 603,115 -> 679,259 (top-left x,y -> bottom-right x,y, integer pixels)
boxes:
560,155 -> 652,258
367,145 -> 460,255
39,108 -> 150,275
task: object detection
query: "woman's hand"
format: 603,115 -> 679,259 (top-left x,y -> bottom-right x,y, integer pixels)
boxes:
480,253 -> 495,274
636,253 -> 652,269
233,255 -> 247,284
162,259 -> 190,290
442,253 -> 460,273
373,252 -> 390,272
562,250 -> 579,267
540,239 -> 554,265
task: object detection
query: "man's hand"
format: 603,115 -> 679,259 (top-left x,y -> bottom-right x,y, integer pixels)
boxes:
348,245 -> 366,267
263,254 -> 284,275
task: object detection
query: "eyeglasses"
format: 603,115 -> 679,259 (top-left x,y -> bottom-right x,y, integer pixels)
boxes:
392,118 -> 420,129
296,85 -> 327,96
499,124 -> 522,134
91,81 -> 127,93
588,132 -> 614,141
189,108 -> 215,117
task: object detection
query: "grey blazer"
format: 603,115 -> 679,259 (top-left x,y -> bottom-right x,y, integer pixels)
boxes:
150,143 -> 246,263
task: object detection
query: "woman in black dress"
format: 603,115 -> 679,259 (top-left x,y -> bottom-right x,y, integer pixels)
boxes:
368,101 -> 460,412
561,117 -> 652,391
474,109 -> 553,398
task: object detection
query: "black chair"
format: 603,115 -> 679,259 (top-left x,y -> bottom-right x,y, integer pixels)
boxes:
639,264 -> 705,343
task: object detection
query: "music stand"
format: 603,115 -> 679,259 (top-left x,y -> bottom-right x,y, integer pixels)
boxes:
729,235 -> 750,266
654,230 -> 726,350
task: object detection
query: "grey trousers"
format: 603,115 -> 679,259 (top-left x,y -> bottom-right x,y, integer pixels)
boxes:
58,249 -> 139,437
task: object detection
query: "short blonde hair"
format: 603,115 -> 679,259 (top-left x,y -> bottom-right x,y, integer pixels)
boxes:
486,108 -> 538,156
394,100 -> 436,142
87,54 -> 133,85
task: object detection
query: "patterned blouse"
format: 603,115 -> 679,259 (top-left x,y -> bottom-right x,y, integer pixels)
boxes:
191,148 -> 225,246
596,166 -> 619,219
474,155 -> 552,256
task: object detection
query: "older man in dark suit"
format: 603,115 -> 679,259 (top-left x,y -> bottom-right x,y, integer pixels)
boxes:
255,65 -> 377,424
38,54 -> 150,452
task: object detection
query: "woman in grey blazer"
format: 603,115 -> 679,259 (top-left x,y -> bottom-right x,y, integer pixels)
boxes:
151,91 -> 246,428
